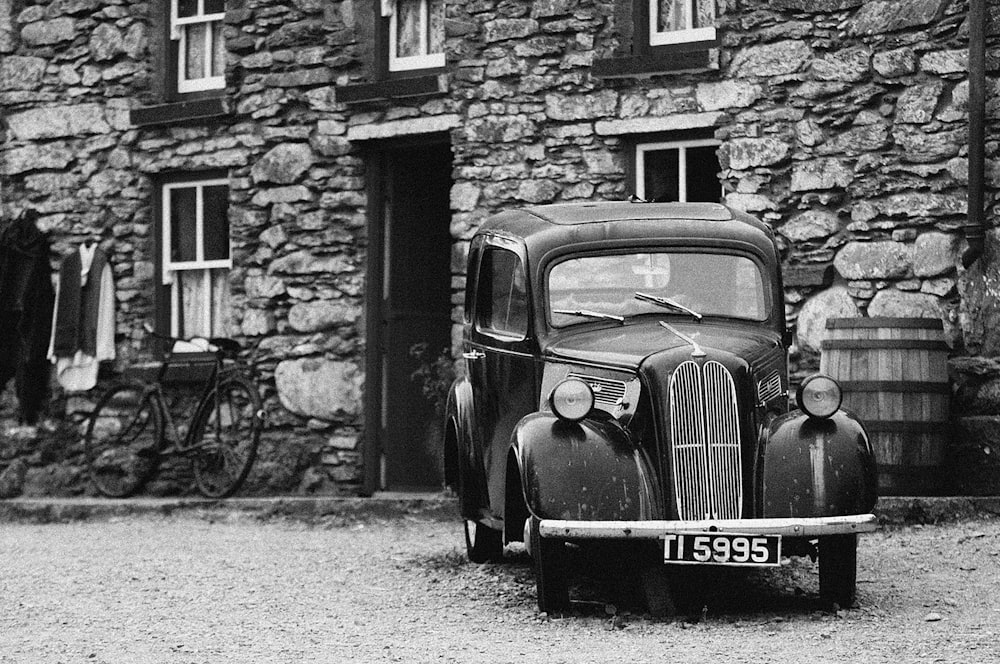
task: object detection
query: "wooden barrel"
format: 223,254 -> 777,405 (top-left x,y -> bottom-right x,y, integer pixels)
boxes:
820,317 -> 950,496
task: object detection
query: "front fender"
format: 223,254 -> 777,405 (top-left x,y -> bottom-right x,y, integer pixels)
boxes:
511,412 -> 662,521
761,409 -> 877,519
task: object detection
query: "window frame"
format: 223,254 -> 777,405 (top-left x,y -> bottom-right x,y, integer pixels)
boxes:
387,0 -> 446,73
634,137 -> 722,203
592,0 -> 720,78
647,0 -> 717,48
160,176 -> 232,339
170,0 -> 226,95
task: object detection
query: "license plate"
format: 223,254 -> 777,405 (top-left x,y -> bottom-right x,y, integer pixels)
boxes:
663,532 -> 781,567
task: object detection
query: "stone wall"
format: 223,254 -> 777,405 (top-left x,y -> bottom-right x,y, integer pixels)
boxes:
1,0 -> 998,496
445,0 -> 985,374
0,0 -> 370,496
1,0 -> 156,495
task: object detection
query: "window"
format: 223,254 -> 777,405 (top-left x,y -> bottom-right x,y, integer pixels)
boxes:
475,248 -> 528,340
592,0 -> 719,77
635,139 -> 721,203
464,236 -> 484,323
171,0 -> 226,93
548,252 -> 767,325
649,0 -> 716,46
383,0 -> 445,72
161,178 -> 231,339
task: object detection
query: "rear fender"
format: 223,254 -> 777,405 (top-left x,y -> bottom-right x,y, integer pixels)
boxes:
761,409 -> 877,518
445,377 -> 488,519
511,412 -> 663,521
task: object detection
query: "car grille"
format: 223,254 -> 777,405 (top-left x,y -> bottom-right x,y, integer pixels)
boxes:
757,370 -> 783,405
567,373 -> 628,408
668,360 -> 743,520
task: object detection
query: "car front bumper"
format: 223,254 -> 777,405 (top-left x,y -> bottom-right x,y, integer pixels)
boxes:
538,513 -> 877,540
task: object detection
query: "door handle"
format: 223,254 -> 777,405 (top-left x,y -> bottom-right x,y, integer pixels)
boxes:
462,350 -> 485,360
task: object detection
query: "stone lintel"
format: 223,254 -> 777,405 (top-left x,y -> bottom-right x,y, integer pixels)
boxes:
594,112 -> 727,136
130,96 -> 230,127
346,113 -> 461,142
335,73 -> 446,104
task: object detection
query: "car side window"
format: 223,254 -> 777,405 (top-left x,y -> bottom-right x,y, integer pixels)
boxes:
464,236 -> 484,324
475,247 -> 528,340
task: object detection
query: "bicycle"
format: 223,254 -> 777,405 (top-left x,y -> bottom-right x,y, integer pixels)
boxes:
85,325 -> 264,498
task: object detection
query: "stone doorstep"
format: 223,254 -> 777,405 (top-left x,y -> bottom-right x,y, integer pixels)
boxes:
0,494 -> 998,527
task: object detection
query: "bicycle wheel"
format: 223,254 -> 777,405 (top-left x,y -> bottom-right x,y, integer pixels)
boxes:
190,375 -> 263,498
86,382 -> 163,498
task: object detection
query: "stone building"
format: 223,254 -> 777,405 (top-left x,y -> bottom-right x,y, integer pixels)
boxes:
0,0 -> 998,496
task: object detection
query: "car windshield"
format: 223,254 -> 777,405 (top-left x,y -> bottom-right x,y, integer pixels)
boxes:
548,251 -> 768,327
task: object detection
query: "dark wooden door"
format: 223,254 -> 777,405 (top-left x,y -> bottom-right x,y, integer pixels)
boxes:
377,144 -> 453,491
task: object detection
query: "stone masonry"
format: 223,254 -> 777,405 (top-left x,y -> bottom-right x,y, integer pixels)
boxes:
1,0 -> 999,496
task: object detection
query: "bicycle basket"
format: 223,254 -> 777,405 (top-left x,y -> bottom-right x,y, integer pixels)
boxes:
160,351 -> 218,384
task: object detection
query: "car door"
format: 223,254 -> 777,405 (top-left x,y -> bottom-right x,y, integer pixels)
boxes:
466,236 -> 539,521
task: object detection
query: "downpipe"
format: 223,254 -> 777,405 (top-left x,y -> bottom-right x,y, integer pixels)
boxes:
964,0 -> 986,268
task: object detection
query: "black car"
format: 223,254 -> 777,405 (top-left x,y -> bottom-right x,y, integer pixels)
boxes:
444,201 -> 877,612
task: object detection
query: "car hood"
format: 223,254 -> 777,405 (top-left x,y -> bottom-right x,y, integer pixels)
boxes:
542,319 -> 781,370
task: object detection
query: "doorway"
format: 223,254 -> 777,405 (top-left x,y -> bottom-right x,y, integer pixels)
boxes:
365,141 -> 454,492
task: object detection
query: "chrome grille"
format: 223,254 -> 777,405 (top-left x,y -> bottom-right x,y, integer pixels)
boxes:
757,370 -> 783,405
567,373 -> 628,408
669,360 -> 743,520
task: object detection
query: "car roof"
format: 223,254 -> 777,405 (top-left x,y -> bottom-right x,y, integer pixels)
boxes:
477,202 -> 779,264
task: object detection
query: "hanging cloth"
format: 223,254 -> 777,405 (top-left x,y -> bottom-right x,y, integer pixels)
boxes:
0,211 -> 54,423
48,244 -> 115,391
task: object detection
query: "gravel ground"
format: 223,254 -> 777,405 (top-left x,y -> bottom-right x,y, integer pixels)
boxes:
0,514 -> 998,664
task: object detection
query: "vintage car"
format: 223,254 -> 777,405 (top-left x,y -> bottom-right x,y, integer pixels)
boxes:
444,201 -> 878,613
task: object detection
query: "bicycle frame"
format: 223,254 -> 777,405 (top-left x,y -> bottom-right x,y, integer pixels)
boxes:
150,351 -> 229,455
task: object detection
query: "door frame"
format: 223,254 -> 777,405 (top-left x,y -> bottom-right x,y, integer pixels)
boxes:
362,133 -> 453,495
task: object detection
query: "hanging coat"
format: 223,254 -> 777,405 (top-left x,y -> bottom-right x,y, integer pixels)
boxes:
0,211 -> 55,424
48,244 -> 115,392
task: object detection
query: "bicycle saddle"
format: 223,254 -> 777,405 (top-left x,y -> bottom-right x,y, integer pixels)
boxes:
208,337 -> 242,358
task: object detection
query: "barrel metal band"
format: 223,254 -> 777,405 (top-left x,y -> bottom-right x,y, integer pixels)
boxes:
825,318 -> 944,330
840,381 -> 950,394
821,339 -> 949,350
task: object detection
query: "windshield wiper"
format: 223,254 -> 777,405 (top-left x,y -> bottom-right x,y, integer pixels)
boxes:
553,308 -> 625,323
634,292 -> 703,321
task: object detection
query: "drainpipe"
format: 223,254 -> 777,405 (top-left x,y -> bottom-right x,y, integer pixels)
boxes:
964,0 -> 986,268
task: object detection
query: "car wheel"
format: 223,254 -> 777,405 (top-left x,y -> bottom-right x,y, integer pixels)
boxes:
818,534 -> 857,608
529,516 -> 570,613
464,520 -> 503,563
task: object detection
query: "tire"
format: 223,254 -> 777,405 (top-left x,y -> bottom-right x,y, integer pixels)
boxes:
86,383 -> 163,498
529,516 -> 570,613
464,520 -> 503,563
190,375 -> 263,498
641,563 -> 676,618
819,534 -> 858,608
455,443 -> 501,563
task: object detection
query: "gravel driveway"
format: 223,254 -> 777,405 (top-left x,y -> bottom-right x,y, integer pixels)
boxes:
1,514 -> 997,664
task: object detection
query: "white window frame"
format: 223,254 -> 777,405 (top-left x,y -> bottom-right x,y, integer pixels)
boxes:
648,0 -> 716,47
635,138 -> 721,202
171,0 -> 226,93
387,0 -> 446,72
161,178 -> 232,338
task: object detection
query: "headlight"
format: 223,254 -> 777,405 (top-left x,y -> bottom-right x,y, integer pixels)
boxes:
796,374 -> 842,419
549,378 -> 594,422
